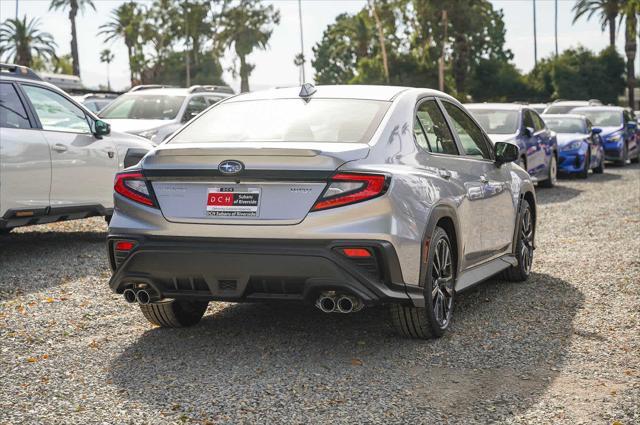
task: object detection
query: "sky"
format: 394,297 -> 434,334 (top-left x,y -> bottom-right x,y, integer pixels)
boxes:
0,0 -> 633,92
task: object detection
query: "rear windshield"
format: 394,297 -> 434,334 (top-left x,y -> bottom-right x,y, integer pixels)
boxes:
544,117 -> 587,133
171,98 -> 390,144
99,94 -> 185,120
467,109 -> 519,134
544,104 -> 580,114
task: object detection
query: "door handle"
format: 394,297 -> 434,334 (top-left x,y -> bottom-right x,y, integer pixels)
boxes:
52,144 -> 68,153
438,169 -> 452,179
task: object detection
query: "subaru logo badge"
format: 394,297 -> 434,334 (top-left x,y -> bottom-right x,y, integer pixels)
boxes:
218,160 -> 244,175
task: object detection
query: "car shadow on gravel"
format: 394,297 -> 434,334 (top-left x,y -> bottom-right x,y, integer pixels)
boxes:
109,272 -> 584,422
535,184 -> 583,205
0,230 -> 108,299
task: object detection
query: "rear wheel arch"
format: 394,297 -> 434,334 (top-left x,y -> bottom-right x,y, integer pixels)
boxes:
422,205 -> 461,281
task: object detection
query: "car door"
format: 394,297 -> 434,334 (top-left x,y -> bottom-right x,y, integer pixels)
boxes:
531,110 -> 555,173
0,81 -> 51,216
521,109 -> 544,175
20,84 -> 118,210
441,100 -> 517,259
412,98 -> 484,268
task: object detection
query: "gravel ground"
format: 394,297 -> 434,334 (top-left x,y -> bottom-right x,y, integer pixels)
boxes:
1,164 -> 638,425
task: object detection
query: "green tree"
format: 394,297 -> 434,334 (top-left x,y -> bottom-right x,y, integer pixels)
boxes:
470,59 -> 532,102
573,0 -> 622,47
220,0 -> 280,92
100,48 -> 114,90
0,16 -> 57,67
98,1 -> 145,86
622,0 -> 638,107
49,0 -> 95,77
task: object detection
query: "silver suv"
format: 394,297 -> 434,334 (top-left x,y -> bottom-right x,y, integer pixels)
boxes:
107,84 -> 536,339
99,85 -> 234,143
0,64 -> 154,233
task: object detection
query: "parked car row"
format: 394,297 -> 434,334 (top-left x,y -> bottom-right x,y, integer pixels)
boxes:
1,63 -> 636,341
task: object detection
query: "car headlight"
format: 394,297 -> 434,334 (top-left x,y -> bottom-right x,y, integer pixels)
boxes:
137,129 -> 159,140
562,140 -> 583,151
607,133 -> 622,142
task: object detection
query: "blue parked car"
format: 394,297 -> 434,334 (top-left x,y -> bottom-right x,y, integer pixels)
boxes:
571,106 -> 640,166
542,114 -> 605,178
466,103 -> 558,187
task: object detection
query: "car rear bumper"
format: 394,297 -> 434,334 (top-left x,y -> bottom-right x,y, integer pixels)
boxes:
107,235 -> 425,307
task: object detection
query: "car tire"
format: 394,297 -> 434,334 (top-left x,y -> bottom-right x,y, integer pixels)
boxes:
139,299 -> 208,327
578,151 -> 590,179
390,226 -> 455,339
502,199 -> 534,282
538,155 -> 557,188
616,143 -> 628,166
593,156 -> 605,174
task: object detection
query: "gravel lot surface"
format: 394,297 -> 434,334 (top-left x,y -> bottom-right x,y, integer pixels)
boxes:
1,164 -> 638,424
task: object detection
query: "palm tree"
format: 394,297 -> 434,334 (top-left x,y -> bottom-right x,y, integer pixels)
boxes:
100,48 -> 115,91
98,1 -> 144,86
220,0 -> 280,92
49,0 -> 95,77
0,16 -> 57,67
623,0 -> 638,107
573,0 -> 622,47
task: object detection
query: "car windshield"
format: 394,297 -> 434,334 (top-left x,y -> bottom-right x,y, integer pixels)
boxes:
544,117 -> 587,133
467,109 -> 519,134
544,104 -> 582,114
574,110 -> 623,127
171,98 -> 391,144
99,94 -> 185,120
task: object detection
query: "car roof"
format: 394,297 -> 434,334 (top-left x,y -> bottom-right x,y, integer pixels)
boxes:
571,106 -> 624,112
226,85 -> 412,102
541,114 -> 587,120
465,103 -> 524,111
125,87 -> 228,97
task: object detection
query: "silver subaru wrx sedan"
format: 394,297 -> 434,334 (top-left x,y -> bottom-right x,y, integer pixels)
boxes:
107,84 -> 536,339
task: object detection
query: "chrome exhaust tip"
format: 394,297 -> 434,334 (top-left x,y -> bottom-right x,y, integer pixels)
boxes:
336,296 -> 362,314
136,289 -> 151,305
123,288 -> 137,304
317,296 -> 336,313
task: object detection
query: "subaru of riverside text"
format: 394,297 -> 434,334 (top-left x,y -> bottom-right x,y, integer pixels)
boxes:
107,84 -> 536,339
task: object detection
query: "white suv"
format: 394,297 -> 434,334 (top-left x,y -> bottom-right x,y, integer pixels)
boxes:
99,85 -> 234,143
0,64 -> 155,233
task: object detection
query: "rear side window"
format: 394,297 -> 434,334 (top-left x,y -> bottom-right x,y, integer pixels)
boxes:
0,83 -> 31,129
443,102 -> 493,160
415,100 -> 458,155
172,98 -> 390,144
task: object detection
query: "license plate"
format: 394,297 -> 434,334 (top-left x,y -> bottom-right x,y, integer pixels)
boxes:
206,187 -> 260,217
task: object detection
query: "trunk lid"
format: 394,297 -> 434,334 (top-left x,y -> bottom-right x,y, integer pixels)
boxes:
142,142 -> 369,225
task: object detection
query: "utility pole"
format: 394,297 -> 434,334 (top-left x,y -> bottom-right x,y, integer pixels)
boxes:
554,0 -> 558,56
15,0 -> 18,18
297,0 -> 305,84
184,4 -> 191,87
439,9 -> 448,92
533,0 -> 538,66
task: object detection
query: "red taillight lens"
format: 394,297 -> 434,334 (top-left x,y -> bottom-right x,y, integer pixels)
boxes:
311,173 -> 388,211
114,172 -> 155,207
342,248 -> 372,258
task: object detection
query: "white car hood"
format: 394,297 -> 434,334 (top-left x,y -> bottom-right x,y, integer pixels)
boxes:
104,119 -> 170,134
486,133 -> 517,144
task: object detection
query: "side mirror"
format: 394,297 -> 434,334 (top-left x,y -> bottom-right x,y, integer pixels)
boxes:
495,141 -> 519,165
94,119 -> 110,137
523,126 -> 534,137
627,121 -> 637,131
591,127 -> 602,135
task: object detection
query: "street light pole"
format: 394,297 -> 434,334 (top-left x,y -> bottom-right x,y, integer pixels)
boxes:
297,0 -> 305,84
533,0 -> 538,66
554,0 -> 558,56
15,0 -> 18,18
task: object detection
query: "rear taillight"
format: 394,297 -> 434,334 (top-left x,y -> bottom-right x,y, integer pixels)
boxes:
114,172 -> 155,207
311,173 -> 389,211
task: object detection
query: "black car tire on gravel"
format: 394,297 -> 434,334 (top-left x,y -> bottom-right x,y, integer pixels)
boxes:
502,199 -> 534,282
139,300 -> 208,327
390,226 -> 455,339
578,151 -> 590,179
593,156 -> 605,174
616,143 -> 628,166
538,155 -> 557,188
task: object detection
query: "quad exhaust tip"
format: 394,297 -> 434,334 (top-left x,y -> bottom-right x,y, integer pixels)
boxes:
316,293 -> 363,314
136,289 -> 151,305
123,289 -> 137,304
